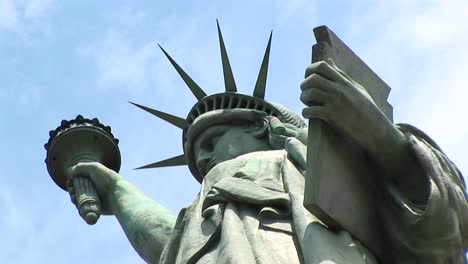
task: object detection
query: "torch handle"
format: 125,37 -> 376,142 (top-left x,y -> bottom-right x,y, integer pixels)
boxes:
72,175 -> 101,225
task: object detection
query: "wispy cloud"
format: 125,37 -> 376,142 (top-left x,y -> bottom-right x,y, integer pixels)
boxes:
78,11 -> 218,102
0,0 -> 19,31
405,52 -> 468,169
273,0 -> 317,25
339,0 -> 468,174
0,0 -> 54,32
24,0 -> 55,19
79,29 -> 157,95
405,0 -> 468,51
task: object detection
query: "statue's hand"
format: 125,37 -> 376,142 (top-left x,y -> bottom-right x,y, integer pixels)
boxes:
67,162 -> 124,215
300,59 -> 392,151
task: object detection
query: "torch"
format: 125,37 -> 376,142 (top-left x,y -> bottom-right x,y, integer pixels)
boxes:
44,115 -> 121,225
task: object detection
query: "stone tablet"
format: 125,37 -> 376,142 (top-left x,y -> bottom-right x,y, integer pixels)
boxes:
304,25 -> 394,261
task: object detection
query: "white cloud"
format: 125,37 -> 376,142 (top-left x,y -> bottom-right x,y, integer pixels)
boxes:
0,0 -> 54,32
24,0 -> 54,19
273,0 -> 316,25
405,0 -> 468,51
79,29 -> 157,95
338,0 -> 468,175
97,41 -> 155,93
389,1 -> 468,138
78,12 -> 219,102
402,52 -> 468,171
0,0 -> 19,31
106,7 -> 146,28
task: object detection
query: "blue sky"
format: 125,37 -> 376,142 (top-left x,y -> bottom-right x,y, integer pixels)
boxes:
1,0 -> 468,263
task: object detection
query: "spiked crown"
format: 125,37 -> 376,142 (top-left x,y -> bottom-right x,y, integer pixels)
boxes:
132,21 -> 305,182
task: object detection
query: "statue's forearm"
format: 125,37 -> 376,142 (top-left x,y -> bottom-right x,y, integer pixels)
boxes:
111,180 -> 176,264
364,121 -> 429,205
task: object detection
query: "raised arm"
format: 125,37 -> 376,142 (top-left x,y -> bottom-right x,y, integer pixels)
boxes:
68,162 -> 176,264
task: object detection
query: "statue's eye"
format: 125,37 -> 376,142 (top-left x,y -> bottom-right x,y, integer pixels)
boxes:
198,128 -> 227,152
209,135 -> 221,150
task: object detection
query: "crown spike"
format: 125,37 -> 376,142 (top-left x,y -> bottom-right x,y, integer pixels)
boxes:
217,20 -> 237,93
135,154 -> 187,169
253,31 -> 273,99
158,44 -> 207,100
129,101 -> 186,129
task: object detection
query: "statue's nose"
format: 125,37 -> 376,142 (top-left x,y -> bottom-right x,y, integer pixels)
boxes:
196,150 -> 212,175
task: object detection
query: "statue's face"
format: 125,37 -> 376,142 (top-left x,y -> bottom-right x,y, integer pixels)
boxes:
193,124 -> 271,175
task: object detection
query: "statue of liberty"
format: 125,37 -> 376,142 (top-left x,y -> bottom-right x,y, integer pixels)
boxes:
51,23 -> 468,263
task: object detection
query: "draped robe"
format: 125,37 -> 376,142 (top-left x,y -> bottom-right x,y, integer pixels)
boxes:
160,125 -> 468,264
